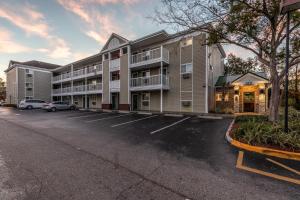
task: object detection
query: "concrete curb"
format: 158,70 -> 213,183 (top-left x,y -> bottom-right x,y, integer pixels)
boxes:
225,119 -> 300,161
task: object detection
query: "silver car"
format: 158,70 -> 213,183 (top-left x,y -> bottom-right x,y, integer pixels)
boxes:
19,99 -> 47,109
43,101 -> 76,112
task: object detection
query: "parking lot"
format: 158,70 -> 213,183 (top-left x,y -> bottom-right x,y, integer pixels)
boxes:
0,107 -> 299,200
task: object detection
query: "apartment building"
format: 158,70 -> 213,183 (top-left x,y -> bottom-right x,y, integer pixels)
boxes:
50,30 -> 225,113
5,30 -> 226,113
5,60 -> 60,105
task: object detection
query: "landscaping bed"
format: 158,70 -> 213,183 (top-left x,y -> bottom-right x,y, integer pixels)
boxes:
230,108 -> 300,153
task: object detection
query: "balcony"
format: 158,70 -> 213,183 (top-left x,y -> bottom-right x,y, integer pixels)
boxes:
87,83 -> 102,94
110,80 -> 120,92
53,75 -> 61,82
86,64 -> 103,76
73,85 -> 86,94
130,75 -> 169,91
73,68 -> 85,79
130,48 -> 169,69
110,58 -> 120,72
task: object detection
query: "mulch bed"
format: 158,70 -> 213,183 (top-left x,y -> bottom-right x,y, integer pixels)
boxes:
229,123 -> 300,153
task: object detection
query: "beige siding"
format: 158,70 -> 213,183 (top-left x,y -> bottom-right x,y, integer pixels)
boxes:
181,45 -> 192,64
6,68 -> 17,104
89,94 -> 102,109
193,34 -> 207,113
150,91 -> 160,111
102,60 -> 110,104
163,42 -> 181,112
33,71 -> 52,102
18,68 -> 25,102
119,54 -> 129,104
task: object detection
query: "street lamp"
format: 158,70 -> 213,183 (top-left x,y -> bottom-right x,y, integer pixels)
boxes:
280,0 -> 300,132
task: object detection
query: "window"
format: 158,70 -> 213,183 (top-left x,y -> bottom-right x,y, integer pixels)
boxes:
181,63 -> 192,74
122,47 -> 128,55
216,93 -> 222,101
224,93 -> 229,102
26,88 -> 32,91
26,74 -> 33,78
142,93 -> 150,107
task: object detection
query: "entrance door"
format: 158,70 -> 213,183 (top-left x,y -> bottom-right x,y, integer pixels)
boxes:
132,94 -> 139,111
82,96 -> 85,108
87,96 -> 90,109
111,93 -> 119,110
243,92 -> 255,112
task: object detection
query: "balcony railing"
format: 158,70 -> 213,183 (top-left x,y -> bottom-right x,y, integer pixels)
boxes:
110,80 -> 120,90
62,73 -> 71,80
53,75 -> 61,82
87,64 -> 102,74
73,85 -> 85,93
130,75 -> 169,90
110,58 -> 120,71
73,69 -> 85,77
87,83 -> 102,91
62,87 -> 71,93
53,88 -> 61,94
130,48 -> 169,68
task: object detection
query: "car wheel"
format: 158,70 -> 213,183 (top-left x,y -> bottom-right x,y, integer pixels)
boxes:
70,106 -> 75,110
51,107 -> 57,112
27,105 -> 33,110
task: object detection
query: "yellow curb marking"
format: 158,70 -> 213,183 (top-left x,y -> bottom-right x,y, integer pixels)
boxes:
236,151 -> 300,185
266,158 -> 300,176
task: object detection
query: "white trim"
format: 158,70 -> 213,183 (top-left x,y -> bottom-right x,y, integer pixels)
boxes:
192,37 -> 194,112
10,64 -> 53,73
160,45 -> 163,113
179,41 -> 182,112
205,34 -> 209,113
150,117 -> 191,134
127,45 -> 131,109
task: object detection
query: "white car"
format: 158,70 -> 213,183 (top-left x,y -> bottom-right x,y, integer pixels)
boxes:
18,99 -> 47,109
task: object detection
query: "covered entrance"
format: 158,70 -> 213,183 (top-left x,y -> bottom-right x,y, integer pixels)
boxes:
243,92 -> 255,112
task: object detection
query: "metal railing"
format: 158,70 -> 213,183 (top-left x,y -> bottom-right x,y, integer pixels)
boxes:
62,87 -> 71,93
61,73 -> 71,80
53,88 -> 61,94
73,85 -> 85,93
110,80 -> 120,89
73,68 -> 85,77
130,75 -> 169,88
87,83 -> 102,91
53,75 -> 61,82
131,48 -> 169,65
110,58 -> 120,71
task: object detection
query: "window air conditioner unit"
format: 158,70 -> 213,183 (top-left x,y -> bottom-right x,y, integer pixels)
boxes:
182,101 -> 191,107
182,73 -> 191,79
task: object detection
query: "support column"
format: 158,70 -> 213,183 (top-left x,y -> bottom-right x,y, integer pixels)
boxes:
71,64 -> 74,104
160,45 -> 163,113
85,66 -> 88,109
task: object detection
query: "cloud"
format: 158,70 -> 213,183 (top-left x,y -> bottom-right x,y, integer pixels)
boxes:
0,28 -> 31,54
57,0 -> 138,45
0,2 -> 71,59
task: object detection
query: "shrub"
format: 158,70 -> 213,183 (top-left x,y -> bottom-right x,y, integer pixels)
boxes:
233,108 -> 300,151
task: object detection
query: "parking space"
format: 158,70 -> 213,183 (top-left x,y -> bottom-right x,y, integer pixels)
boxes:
0,107 -> 299,199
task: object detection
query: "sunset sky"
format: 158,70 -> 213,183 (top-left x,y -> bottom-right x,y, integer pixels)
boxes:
0,0 -> 250,80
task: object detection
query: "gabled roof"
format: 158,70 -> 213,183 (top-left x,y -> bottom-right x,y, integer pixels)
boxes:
5,60 -> 61,72
215,72 -> 268,87
100,33 -> 129,53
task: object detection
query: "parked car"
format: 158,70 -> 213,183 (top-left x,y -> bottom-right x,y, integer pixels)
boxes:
0,101 -> 6,106
43,101 -> 76,112
18,99 -> 47,109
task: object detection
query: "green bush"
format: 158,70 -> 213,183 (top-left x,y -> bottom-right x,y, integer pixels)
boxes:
233,108 -> 300,151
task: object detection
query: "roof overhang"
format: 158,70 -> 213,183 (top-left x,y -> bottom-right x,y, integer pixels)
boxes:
130,30 -> 169,49
232,72 -> 269,86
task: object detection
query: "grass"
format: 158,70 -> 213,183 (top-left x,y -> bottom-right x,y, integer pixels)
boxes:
232,108 -> 300,152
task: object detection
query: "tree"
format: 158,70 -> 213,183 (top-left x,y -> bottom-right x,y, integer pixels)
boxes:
155,0 -> 300,122
0,78 -> 5,101
224,53 -> 258,75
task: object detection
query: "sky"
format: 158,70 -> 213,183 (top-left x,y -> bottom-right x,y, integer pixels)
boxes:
0,0 -> 250,80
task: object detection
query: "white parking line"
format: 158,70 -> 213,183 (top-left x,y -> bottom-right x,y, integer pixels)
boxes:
150,117 -> 191,134
85,113 -> 132,123
68,112 -> 108,119
111,115 -> 158,127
